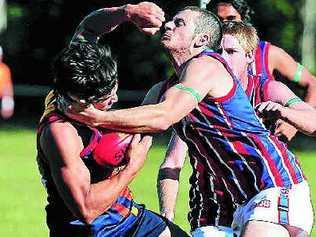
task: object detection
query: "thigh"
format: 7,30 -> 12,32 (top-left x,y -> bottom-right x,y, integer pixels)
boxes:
242,220 -> 289,237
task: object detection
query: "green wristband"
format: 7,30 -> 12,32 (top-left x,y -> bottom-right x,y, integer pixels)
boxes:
284,97 -> 302,107
174,84 -> 203,102
293,63 -> 304,83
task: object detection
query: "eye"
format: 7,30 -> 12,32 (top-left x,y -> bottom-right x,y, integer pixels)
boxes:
226,49 -> 236,55
174,18 -> 185,27
226,16 -> 237,21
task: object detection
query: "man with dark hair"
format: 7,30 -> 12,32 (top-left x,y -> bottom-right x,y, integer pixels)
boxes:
65,6 -> 313,237
207,0 -> 253,23
37,2 -> 189,236
207,0 -> 316,142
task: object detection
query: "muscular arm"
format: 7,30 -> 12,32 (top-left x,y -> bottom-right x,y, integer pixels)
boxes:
257,98 -> 316,136
71,2 -> 165,44
265,80 -> 304,108
268,44 -> 316,107
157,132 -> 187,221
40,122 -> 151,224
264,80 -> 308,140
67,56 -> 233,133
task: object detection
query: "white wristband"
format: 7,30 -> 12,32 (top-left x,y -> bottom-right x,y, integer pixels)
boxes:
1,96 -> 14,110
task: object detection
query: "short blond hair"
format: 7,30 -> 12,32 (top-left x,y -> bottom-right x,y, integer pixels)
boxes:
222,21 -> 258,53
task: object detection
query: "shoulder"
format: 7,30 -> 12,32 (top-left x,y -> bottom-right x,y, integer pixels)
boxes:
40,120 -> 82,154
187,55 -> 228,77
268,44 -> 289,59
190,55 -> 224,70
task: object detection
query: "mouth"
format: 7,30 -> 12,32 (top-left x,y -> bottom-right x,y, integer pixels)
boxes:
161,32 -> 171,40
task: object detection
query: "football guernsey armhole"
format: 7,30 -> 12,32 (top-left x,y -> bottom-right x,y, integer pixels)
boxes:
284,97 -> 302,107
264,42 -> 273,79
293,63 -> 304,83
174,83 -> 203,103
211,81 -> 237,103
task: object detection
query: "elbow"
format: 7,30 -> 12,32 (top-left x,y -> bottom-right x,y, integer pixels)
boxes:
308,125 -> 316,136
77,202 -> 112,224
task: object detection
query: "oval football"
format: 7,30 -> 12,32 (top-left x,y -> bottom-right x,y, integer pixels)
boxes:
93,132 -> 133,167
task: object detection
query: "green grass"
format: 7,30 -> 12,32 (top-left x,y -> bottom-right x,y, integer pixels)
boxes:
0,125 -> 315,236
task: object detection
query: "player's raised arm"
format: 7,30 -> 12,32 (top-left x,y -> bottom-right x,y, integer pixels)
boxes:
157,132 -> 187,221
71,1 -> 165,44
268,44 -> 316,107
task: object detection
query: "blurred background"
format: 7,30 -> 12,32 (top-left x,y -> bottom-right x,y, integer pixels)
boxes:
1,0 -> 315,119
0,0 -> 315,236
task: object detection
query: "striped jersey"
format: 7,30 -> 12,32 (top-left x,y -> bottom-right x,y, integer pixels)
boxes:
250,40 -> 273,80
162,51 -> 305,230
36,112 -> 135,234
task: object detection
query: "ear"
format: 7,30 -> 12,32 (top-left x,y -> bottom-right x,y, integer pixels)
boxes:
194,33 -> 210,47
245,50 -> 255,64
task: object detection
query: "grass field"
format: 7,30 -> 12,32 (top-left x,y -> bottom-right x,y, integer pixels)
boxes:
0,123 -> 315,236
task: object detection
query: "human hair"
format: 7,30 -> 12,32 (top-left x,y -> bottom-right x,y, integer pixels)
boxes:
222,21 -> 258,53
207,0 -> 253,23
182,6 -> 222,50
53,42 -> 118,103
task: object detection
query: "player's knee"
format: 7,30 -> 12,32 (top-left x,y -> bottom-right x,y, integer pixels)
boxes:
242,220 -> 289,237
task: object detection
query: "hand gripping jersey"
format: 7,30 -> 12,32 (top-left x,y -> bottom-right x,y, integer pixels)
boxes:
160,51 -> 305,230
36,113 -> 138,236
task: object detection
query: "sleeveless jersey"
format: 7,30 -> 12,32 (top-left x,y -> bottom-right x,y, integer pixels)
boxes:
36,112 -> 135,234
251,40 -> 273,80
161,51 -> 305,230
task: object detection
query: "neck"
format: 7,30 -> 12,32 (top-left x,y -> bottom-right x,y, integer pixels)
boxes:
168,46 -> 206,75
239,70 -> 249,90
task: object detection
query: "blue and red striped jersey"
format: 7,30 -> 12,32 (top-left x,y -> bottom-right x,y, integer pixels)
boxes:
162,51 -> 305,229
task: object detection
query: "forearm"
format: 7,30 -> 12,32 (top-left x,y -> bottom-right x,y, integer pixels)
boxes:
71,6 -> 129,44
79,168 -> 137,223
95,103 -> 173,133
157,178 -> 179,220
280,108 -> 316,136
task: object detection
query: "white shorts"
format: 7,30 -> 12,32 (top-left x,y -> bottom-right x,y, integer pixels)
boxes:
232,181 -> 314,236
191,225 -> 234,237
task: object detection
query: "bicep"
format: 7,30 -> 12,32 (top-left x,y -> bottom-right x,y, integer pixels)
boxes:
40,123 -> 90,215
161,58 -> 221,122
269,45 -> 298,81
265,80 -> 297,105
266,80 -> 312,110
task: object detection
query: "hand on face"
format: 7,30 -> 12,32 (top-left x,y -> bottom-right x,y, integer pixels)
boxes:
57,95 -> 103,127
126,2 -> 165,35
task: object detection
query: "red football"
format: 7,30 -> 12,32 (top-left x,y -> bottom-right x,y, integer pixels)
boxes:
92,131 -> 133,167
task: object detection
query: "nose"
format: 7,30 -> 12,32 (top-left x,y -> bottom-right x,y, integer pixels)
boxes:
164,21 -> 174,31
